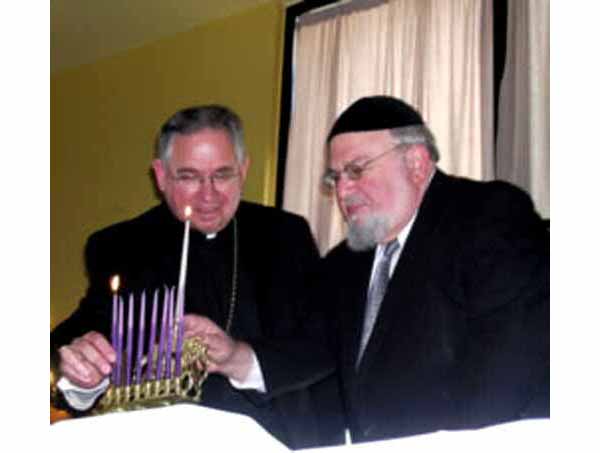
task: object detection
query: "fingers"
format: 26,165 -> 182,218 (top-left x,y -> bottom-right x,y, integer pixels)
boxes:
205,339 -> 254,382
59,346 -> 102,388
88,331 -> 115,359
58,331 -> 115,388
73,332 -> 115,374
181,316 -> 243,378
183,314 -> 222,338
203,333 -> 233,364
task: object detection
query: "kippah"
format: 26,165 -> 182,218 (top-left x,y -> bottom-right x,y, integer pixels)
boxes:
327,96 -> 424,142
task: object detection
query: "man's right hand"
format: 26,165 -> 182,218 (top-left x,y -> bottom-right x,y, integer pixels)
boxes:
58,331 -> 115,388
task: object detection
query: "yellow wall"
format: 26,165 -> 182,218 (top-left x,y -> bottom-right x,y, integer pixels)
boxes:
51,2 -> 284,328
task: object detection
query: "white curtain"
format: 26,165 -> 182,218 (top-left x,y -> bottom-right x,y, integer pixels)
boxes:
496,0 -> 550,217
284,0 -> 494,254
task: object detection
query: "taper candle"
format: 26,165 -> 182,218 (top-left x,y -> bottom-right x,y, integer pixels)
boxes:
156,288 -> 169,379
175,290 -> 185,376
135,291 -> 146,384
110,275 -> 120,384
176,206 -> 191,318
125,293 -> 134,387
175,206 -> 191,376
165,287 -> 174,379
116,296 -> 124,386
146,289 -> 159,380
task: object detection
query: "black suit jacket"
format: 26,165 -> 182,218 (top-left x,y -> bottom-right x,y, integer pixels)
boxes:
51,201 -> 344,449
320,171 -> 549,443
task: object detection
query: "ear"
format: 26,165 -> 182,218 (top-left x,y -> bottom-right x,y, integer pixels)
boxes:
238,156 -> 251,185
404,145 -> 431,184
151,159 -> 167,193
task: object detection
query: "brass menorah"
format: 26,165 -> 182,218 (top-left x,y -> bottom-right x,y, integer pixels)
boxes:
95,336 -> 209,414
94,285 -> 209,414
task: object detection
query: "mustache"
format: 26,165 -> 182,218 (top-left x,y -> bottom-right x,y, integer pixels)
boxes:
343,194 -> 367,208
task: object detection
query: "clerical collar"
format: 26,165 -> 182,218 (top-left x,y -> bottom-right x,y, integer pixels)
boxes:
206,232 -> 217,240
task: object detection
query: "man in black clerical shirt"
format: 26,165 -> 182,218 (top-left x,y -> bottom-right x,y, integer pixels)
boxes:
51,105 -> 344,449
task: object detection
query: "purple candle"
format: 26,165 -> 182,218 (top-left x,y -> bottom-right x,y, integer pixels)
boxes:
165,287 -> 175,379
156,288 -> 169,379
135,291 -> 146,385
116,296 -> 124,386
146,289 -> 159,380
110,275 -> 120,384
125,293 -> 134,387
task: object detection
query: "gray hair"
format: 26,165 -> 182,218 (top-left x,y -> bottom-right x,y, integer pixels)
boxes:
347,213 -> 390,251
389,125 -> 440,162
155,105 -> 245,163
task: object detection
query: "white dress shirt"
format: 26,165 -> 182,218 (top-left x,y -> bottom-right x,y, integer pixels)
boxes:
368,211 -> 418,286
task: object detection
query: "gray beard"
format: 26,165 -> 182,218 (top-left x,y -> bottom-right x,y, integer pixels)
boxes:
346,214 -> 390,251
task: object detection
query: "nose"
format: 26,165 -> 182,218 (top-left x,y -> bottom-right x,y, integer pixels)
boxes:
197,177 -> 219,201
335,173 -> 356,199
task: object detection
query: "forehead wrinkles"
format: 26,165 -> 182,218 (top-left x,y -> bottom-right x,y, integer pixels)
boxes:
170,129 -> 237,159
173,165 -> 236,176
330,145 -> 369,170
330,133 -> 394,168
169,147 -> 238,172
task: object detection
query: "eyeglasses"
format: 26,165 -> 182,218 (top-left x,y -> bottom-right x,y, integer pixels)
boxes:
168,168 -> 239,190
322,144 -> 403,189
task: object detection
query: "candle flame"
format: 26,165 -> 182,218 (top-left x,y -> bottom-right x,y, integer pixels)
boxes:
110,275 -> 120,293
184,206 -> 192,219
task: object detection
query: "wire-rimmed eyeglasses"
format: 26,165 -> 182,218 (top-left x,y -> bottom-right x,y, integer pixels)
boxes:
168,168 -> 240,190
322,144 -> 403,189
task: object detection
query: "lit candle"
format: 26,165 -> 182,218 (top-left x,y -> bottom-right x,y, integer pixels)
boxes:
156,288 -> 169,380
110,275 -> 120,384
116,296 -> 124,386
165,287 -> 175,379
125,293 -> 134,387
146,289 -> 159,381
176,206 -> 192,318
135,291 -> 146,385
175,206 -> 191,375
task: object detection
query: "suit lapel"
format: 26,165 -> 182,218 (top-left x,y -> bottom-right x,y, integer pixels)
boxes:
338,247 -> 374,379
356,171 -> 452,374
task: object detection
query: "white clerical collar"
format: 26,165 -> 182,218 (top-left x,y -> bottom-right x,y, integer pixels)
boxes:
206,232 -> 217,240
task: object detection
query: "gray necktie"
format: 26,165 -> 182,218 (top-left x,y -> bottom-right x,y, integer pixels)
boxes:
357,239 -> 400,366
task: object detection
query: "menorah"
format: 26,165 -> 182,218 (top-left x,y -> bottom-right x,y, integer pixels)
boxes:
95,284 -> 209,414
